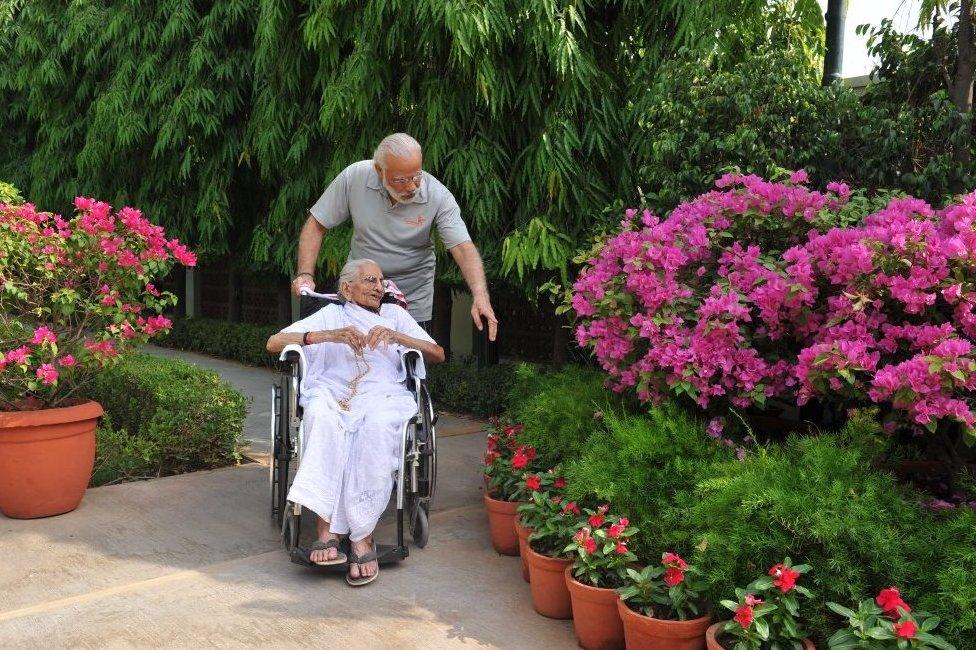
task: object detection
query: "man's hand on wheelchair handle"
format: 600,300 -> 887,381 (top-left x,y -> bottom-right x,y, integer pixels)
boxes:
291,273 -> 315,297
471,293 -> 498,342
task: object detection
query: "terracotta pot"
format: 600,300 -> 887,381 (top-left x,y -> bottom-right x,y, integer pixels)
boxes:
705,622 -> 815,650
524,543 -> 573,619
618,598 -> 711,650
483,493 -> 519,555
0,400 -> 102,519
565,566 -> 624,650
514,517 -> 533,582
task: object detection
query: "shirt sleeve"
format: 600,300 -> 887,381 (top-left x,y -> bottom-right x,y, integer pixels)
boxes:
433,190 -> 471,249
309,167 -> 352,228
388,305 -> 435,344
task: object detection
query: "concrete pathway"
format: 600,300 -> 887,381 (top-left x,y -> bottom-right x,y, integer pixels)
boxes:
0,347 -> 573,648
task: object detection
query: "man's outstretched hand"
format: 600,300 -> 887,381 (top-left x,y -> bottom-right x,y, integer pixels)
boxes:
471,293 -> 498,342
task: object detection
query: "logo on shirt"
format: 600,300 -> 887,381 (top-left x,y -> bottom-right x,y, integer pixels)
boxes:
403,215 -> 426,227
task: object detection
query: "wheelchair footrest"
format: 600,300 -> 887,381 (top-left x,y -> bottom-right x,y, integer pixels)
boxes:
290,543 -> 408,571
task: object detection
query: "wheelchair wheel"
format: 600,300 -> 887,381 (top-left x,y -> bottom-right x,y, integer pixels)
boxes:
410,501 -> 429,548
282,509 -> 300,551
271,377 -> 292,529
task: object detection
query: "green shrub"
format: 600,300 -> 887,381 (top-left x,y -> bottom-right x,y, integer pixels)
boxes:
507,363 -> 633,468
156,317 -> 281,368
0,180 -> 22,204
677,422 -> 943,644
86,353 -> 246,485
926,507 -> 976,643
563,405 -> 725,558
424,355 -> 517,418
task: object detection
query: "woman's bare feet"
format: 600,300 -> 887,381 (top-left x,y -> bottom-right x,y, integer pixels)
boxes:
310,517 -> 342,564
348,536 -> 378,584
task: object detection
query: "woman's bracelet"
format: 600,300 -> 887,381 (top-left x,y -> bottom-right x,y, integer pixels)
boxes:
302,331 -> 312,346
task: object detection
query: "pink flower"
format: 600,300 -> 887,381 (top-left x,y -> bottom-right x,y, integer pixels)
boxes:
662,552 -> 689,570
36,363 -> 59,385
769,563 -> 800,593
562,501 -> 581,516
588,513 -> 605,527
4,346 -> 30,365
31,326 -> 57,346
583,537 -> 597,554
58,354 -> 77,367
789,169 -> 809,184
744,594 -> 763,607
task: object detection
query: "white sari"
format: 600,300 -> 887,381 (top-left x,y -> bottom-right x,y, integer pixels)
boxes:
281,301 -> 433,541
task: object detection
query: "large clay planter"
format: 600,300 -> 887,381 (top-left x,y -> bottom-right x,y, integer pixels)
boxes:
524,544 -> 573,619
705,622 -> 815,650
565,566 -> 624,650
514,517 -> 533,582
618,598 -> 711,650
484,493 -> 519,555
0,400 -> 102,519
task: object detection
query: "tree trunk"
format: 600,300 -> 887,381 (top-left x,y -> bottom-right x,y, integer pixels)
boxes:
821,0 -> 848,86
952,0 -> 975,169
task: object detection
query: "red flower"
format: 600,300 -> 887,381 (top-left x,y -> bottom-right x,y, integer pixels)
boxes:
893,620 -> 917,639
769,563 -> 800,593
734,605 -> 754,629
618,517 -> 629,527
554,477 -> 567,489
598,503 -> 610,514
662,552 -> 688,570
663,568 -> 685,587
583,537 -> 597,554
615,541 -> 628,555
524,445 -> 537,461
876,587 -> 912,618
607,523 -> 626,538
484,451 -> 500,466
525,475 -> 541,491
512,449 -> 529,469
563,501 -> 581,515
588,513 -> 605,527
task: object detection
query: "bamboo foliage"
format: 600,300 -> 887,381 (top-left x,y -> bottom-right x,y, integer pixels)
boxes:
1,0 -> 825,288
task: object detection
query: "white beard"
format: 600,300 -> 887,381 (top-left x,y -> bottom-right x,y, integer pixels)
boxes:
383,179 -> 419,205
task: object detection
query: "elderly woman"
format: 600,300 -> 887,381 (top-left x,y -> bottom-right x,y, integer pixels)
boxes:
266,259 -> 444,586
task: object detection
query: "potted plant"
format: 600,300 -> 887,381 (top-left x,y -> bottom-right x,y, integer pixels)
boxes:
518,488 -> 583,619
483,418 -> 533,555
513,468 -> 566,582
562,506 -> 637,650
616,551 -> 712,650
0,198 -> 195,518
708,558 -> 815,649
827,586 -> 956,649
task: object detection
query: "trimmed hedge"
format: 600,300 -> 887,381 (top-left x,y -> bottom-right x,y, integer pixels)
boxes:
157,317 -> 281,368
157,317 -> 517,417
85,353 -> 246,486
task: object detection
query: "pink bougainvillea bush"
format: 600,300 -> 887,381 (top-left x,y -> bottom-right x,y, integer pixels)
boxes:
572,173 -> 976,438
0,198 -> 197,410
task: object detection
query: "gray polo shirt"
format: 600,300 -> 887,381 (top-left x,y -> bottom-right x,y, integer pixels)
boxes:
309,160 -> 471,322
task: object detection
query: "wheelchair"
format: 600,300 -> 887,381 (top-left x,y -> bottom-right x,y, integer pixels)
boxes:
269,289 -> 437,569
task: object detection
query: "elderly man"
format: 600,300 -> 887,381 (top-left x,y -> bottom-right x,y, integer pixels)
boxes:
291,133 -> 498,341
267,259 -> 445,586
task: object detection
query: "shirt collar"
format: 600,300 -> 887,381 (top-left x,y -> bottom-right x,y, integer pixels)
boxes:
366,166 -> 429,205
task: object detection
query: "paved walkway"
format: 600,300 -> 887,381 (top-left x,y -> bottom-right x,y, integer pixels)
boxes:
0,347 -> 575,648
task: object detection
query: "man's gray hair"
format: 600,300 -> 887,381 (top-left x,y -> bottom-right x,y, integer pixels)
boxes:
373,133 -> 422,169
337,258 -> 379,292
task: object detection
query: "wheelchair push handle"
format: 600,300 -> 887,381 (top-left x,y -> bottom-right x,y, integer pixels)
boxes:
300,288 -> 339,300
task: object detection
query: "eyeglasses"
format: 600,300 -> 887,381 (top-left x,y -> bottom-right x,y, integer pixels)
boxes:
358,275 -> 385,286
388,172 -> 423,186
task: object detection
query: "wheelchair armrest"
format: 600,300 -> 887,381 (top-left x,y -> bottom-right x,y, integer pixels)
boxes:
279,344 -> 307,383
400,348 -> 422,381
